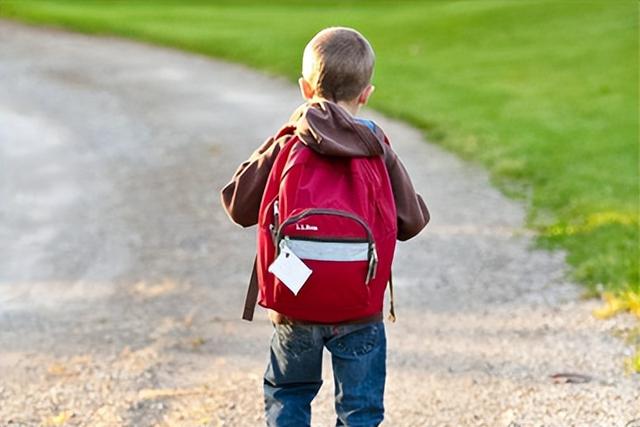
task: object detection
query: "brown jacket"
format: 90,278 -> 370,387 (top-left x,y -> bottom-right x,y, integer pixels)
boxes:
221,101 -> 429,238
220,101 -> 430,323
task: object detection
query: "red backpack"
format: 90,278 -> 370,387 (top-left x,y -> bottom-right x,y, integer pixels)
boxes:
243,125 -> 397,323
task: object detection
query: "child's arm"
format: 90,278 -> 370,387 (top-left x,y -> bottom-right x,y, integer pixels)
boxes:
220,133 -> 288,227
383,146 -> 430,241
221,106 -> 305,228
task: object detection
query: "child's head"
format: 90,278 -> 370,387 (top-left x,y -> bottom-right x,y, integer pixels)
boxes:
300,27 -> 375,112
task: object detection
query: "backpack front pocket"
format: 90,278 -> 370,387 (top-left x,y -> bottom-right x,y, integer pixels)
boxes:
270,209 -> 377,318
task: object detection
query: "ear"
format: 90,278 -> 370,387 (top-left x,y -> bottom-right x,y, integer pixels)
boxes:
298,77 -> 315,100
357,84 -> 375,105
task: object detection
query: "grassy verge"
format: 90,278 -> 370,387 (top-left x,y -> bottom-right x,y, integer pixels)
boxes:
0,1 -> 637,305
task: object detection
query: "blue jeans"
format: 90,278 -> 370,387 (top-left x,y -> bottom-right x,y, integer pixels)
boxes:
264,321 -> 386,427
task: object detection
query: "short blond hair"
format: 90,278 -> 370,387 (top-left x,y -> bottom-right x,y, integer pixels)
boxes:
302,27 -> 375,102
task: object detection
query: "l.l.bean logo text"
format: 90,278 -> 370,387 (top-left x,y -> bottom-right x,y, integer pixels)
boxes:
296,224 -> 318,231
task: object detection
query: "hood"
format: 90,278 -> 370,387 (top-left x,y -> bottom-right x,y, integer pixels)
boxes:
292,101 -> 385,157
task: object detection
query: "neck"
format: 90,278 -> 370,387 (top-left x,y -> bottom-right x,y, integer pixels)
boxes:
310,96 -> 359,116
336,100 -> 360,116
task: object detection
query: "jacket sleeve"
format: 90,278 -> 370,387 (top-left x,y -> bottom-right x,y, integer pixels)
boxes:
220,135 -> 285,227
384,146 -> 430,241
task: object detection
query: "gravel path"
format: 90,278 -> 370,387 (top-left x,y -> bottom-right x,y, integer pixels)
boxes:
0,20 -> 637,427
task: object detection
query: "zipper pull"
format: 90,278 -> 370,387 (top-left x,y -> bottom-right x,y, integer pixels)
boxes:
270,199 -> 280,248
365,244 -> 378,285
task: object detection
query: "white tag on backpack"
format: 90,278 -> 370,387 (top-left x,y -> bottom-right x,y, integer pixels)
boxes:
268,243 -> 312,296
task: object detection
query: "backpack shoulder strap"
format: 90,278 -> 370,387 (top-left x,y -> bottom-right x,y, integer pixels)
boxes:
242,257 -> 260,321
388,270 -> 396,322
241,127 -> 299,322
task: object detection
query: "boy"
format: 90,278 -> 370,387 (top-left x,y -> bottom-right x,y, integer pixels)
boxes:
221,27 -> 429,426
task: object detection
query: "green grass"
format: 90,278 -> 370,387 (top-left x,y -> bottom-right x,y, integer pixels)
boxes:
1,0 -> 638,299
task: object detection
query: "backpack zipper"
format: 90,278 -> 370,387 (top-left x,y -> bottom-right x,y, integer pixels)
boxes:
275,208 -> 378,284
277,208 -> 373,243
